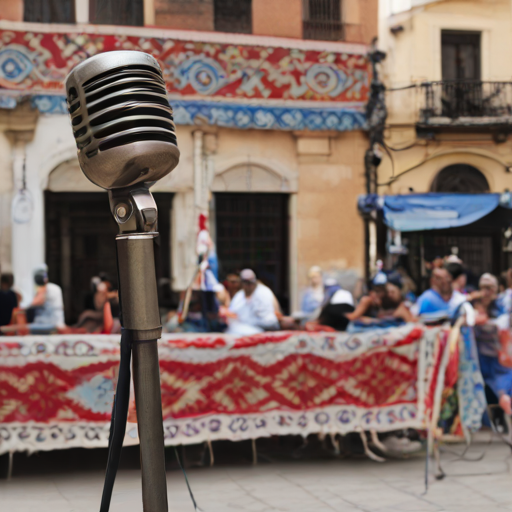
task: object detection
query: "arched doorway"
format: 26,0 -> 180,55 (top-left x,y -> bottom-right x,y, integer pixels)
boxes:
45,162 -> 173,323
212,162 -> 292,312
430,164 -> 490,193
421,164 -> 498,284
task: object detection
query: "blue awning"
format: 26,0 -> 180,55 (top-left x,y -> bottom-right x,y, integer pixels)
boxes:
358,193 -> 512,232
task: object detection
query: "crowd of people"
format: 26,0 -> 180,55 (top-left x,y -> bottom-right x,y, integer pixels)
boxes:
162,255 -> 512,418
0,267 -> 119,335
1,253 -> 512,418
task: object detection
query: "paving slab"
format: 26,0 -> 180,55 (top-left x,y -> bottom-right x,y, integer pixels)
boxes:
0,438 -> 510,512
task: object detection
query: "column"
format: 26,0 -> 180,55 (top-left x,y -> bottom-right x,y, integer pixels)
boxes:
11,137 -> 45,306
171,191 -> 198,291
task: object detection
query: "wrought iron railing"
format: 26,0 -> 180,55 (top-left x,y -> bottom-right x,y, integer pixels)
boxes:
420,81 -> 512,122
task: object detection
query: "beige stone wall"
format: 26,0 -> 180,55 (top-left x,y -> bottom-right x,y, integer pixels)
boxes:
0,116 -> 367,304
0,0 -> 23,21
252,0 -> 302,39
203,127 -> 367,294
379,0 -> 512,195
382,0 -> 512,90
344,0 -> 379,45
149,0 -> 377,42
296,131 -> 367,292
378,134 -> 512,195
154,0 -> 214,31
0,132 -> 13,273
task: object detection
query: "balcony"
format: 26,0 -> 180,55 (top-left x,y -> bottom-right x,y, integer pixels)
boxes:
417,81 -> 512,134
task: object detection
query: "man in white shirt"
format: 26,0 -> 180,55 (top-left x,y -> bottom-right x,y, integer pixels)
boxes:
227,269 -> 279,335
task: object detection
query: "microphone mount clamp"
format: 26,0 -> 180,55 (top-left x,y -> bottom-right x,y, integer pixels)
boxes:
109,185 -> 158,234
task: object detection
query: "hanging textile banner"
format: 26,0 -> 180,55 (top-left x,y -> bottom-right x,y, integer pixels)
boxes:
0,325 -> 445,453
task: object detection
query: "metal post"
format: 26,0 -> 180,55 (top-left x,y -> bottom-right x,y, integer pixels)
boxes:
132,341 -> 168,512
110,185 -> 168,512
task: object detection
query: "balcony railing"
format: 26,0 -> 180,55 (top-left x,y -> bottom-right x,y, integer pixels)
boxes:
420,81 -> 512,123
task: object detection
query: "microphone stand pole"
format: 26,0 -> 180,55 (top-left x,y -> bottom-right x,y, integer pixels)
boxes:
108,184 -> 168,512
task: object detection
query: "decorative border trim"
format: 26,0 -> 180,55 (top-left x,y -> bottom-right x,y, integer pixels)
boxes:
0,20 -> 369,55
0,403 -> 421,454
0,94 -> 367,131
171,99 -> 366,131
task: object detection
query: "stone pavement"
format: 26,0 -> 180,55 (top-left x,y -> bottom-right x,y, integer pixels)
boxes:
1,436 -> 511,512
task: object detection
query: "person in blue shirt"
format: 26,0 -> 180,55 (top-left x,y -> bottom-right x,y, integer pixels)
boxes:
411,267 -> 466,320
300,266 -> 324,314
471,273 -> 512,416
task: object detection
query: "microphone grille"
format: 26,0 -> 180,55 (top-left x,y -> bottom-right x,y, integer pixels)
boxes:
67,55 -> 176,158
65,51 -> 179,190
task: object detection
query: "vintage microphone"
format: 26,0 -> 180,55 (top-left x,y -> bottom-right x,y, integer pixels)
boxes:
66,51 -> 180,512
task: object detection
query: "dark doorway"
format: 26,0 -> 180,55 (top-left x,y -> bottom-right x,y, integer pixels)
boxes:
430,164 -> 490,193
442,31 -> 481,80
402,205 -> 512,293
215,193 -> 289,312
45,192 -> 172,324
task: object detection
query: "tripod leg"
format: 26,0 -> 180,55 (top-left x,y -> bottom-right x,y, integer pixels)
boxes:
100,328 -> 132,512
133,340 -> 168,512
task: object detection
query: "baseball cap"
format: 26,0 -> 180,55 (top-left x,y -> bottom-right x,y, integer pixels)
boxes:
240,269 -> 256,283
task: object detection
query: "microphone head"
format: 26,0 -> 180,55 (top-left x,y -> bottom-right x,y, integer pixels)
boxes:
65,51 -> 179,190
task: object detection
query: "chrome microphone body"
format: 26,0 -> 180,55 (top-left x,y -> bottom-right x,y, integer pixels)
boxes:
66,50 -> 179,189
66,51 -> 179,512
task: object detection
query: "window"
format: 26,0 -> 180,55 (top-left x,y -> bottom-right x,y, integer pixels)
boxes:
303,0 -> 343,41
430,165 -> 489,193
440,32 -> 482,117
24,0 -> 75,23
214,0 -> 252,34
89,0 -> 144,26
215,193 -> 289,312
442,31 -> 481,80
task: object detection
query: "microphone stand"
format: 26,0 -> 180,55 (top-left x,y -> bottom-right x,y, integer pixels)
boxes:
104,184 -> 168,512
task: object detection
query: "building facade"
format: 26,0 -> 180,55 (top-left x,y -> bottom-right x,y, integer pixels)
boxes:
0,0 -> 376,321
377,0 -> 512,283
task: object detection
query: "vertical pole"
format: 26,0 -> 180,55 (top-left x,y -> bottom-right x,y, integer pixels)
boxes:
111,186 -> 169,512
289,194 -> 299,313
193,130 -> 204,211
368,219 -> 377,276
364,219 -> 370,281
132,340 -> 168,512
